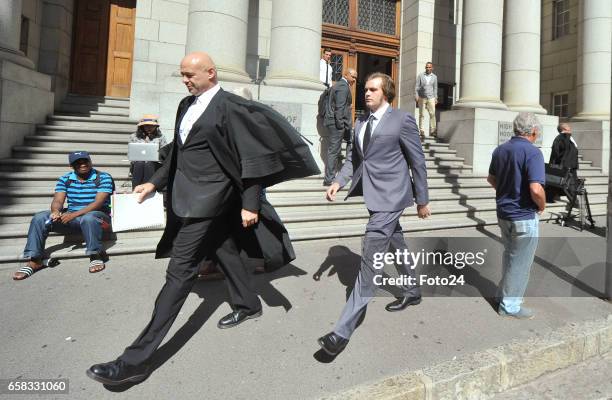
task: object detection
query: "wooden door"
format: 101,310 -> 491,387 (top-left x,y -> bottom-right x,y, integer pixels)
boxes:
105,0 -> 136,97
70,0 -> 110,96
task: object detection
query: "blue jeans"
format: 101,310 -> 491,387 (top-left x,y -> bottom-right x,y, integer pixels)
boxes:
497,216 -> 539,314
22,210 -> 111,259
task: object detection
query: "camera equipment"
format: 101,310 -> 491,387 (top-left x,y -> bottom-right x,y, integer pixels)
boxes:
545,164 -> 595,230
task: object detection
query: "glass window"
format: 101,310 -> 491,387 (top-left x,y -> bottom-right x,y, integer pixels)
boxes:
553,0 -> 570,40
323,0 -> 349,27
358,0 -> 397,36
330,54 -> 344,82
553,93 -> 569,118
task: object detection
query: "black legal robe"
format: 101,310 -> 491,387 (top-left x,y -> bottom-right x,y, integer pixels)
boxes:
150,89 -> 320,270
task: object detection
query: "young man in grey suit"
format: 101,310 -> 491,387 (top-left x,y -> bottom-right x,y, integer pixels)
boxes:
322,68 -> 357,186
319,73 -> 431,356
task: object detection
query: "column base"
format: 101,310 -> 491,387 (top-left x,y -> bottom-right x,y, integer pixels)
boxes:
216,66 -> 252,84
264,74 -> 324,91
453,99 -> 508,111
0,47 -> 34,69
437,108 -> 559,175
572,112 -> 611,121
506,103 -> 548,114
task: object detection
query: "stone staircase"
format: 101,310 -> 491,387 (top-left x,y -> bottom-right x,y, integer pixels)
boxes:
0,94 -> 608,263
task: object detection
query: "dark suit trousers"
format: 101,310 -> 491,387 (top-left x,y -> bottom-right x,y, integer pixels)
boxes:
119,211 -> 261,366
323,125 -> 346,184
333,210 -> 421,339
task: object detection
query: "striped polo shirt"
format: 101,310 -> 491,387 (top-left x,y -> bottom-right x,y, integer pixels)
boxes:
55,170 -> 113,214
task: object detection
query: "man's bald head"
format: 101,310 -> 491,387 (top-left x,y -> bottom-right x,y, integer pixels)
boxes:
557,122 -> 571,134
180,51 -> 218,96
344,67 -> 358,86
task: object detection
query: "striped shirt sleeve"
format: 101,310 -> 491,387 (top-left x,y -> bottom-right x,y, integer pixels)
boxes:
97,173 -> 114,193
55,175 -> 68,193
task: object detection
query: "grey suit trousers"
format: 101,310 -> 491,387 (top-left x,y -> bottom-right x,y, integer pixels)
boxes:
334,210 -> 421,339
322,124 -> 346,184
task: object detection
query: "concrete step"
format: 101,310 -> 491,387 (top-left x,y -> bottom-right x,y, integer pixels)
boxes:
62,94 -> 130,108
14,146 -> 129,157
24,135 -> 134,146
56,104 -> 130,116
46,115 -> 137,127
36,125 -> 134,135
0,164 -> 129,175
58,101 -> 129,112
0,202 -> 606,263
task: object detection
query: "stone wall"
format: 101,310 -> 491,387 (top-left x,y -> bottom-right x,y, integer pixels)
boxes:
246,0 -> 272,80
540,0 -> 579,118
130,0 -> 189,140
34,0 -> 74,108
0,60 -> 54,158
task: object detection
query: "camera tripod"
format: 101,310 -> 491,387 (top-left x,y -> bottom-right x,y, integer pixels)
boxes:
559,177 -> 595,231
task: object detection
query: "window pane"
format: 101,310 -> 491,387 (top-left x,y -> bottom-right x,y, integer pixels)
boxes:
358,0 -> 397,35
330,54 -> 344,81
323,0 -> 349,27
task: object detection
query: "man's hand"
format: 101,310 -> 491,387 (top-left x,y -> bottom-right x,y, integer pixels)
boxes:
326,182 -> 340,202
50,211 -> 62,221
241,209 -> 259,228
417,204 -> 431,219
133,182 -> 156,203
60,212 -> 77,224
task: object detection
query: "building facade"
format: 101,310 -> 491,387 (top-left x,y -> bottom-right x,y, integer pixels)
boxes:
0,0 -> 610,171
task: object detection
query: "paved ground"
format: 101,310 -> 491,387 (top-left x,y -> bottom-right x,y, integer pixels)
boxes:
491,352 -> 612,400
0,217 -> 611,399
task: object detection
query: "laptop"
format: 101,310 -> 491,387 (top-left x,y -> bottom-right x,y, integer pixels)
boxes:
128,142 -> 160,162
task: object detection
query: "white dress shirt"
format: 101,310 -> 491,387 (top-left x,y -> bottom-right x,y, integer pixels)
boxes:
357,102 -> 390,152
319,59 -> 332,86
178,84 -> 221,144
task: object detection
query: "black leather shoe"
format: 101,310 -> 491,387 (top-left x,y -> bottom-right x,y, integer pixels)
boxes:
385,296 -> 422,312
217,308 -> 262,329
318,332 -> 349,356
86,359 -> 150,386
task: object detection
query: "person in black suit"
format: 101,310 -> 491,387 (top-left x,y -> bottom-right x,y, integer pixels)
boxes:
547,122 -> 579,202
86,51 -> 319,386
322,68 -> 357,186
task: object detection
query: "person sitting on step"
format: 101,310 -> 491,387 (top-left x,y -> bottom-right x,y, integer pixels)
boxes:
13,151 -> 114,280
129,115 -> 167,189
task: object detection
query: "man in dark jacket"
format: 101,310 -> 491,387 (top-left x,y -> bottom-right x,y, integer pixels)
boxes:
87,51 -> 319,386
550,123 -> 578,170
322,68 -> 357,186
547,123 -> 579,202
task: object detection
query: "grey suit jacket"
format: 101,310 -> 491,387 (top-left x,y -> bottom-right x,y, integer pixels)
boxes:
324,78 -> 352,131
334,107 -> 429,212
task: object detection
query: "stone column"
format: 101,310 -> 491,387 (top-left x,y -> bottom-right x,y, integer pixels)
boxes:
186,0 -> 251,83
265,0 -> 322,90
502,0 -> 546,114
454,0 -> 506,110
575,0 -> 611,120
0,0 -> 33,68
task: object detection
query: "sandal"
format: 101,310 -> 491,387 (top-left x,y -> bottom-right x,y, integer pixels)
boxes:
89,259 -> 106,273
13,261 -> 44,281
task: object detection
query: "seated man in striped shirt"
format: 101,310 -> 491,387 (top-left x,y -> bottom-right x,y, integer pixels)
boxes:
13,151 -> 114,280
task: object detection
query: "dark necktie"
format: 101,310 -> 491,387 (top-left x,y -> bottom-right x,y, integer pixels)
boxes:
363,115 -> 375,153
